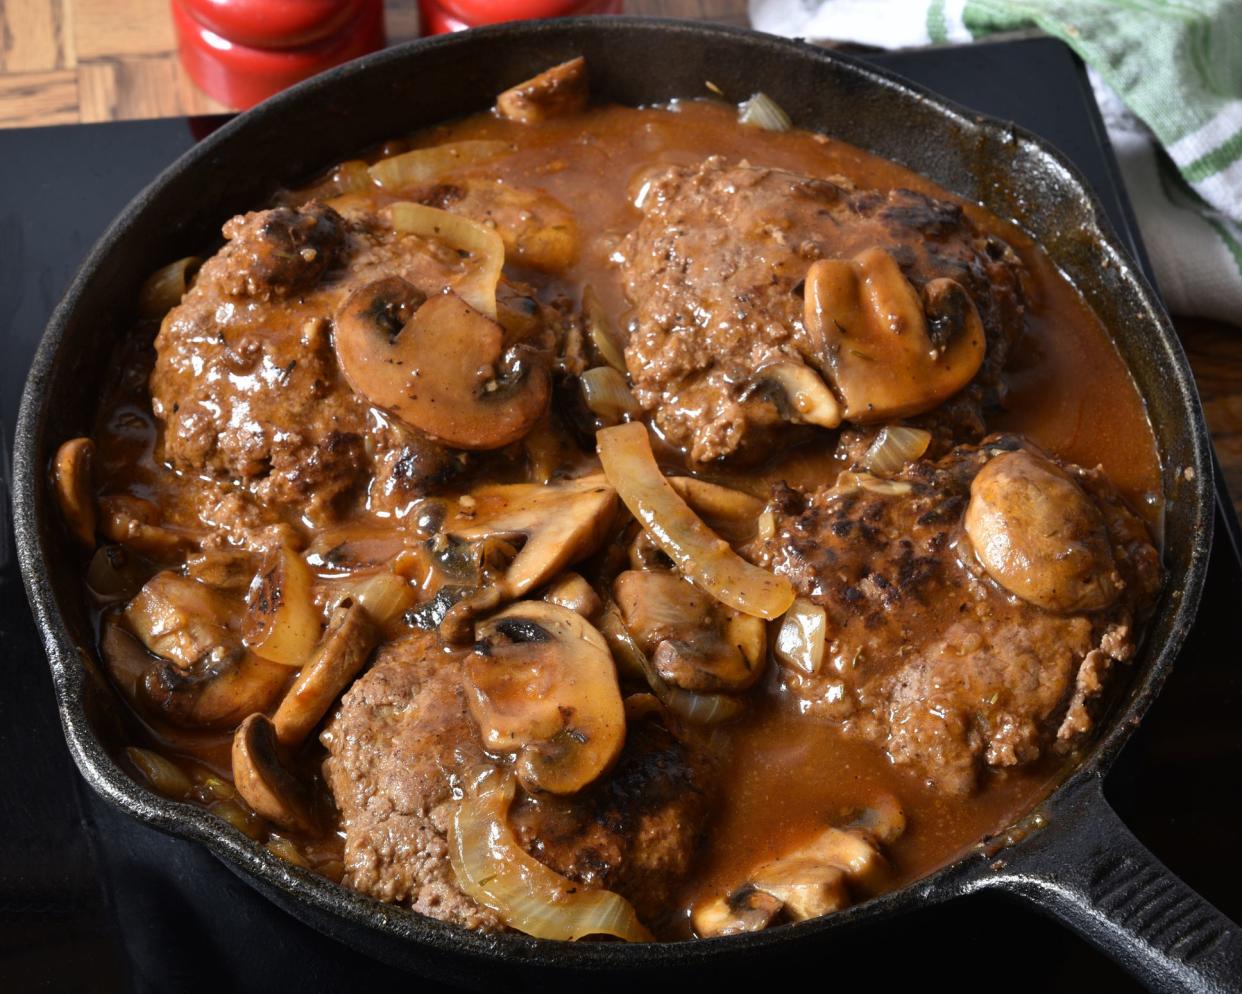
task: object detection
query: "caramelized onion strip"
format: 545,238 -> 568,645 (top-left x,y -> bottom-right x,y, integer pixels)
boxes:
448,769 -> 652,942
368,140 -> 510,191
862,426 -> 932,474
387,202 -> 504,319
138,256 -> 199,319
597,422 -> 794,620
775,598 -> 828,675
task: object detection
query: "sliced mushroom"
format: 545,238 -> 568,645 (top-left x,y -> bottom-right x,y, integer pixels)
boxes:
627,526 -> 671,571
98,494 -> 192,559
272,598 -> 378,747
797,825 -> 890,895
440,586 -> 504,646
542,572 -> 602,619
850,792 -> 907,846
691,796 -> 905,935
184,549 -> 257,592
86,543 -> 156,604
448,476 -> 618,599
244,546 -> 323,667
145,649 -> 290,729
667,476 -> 765,543
752,362 -> 842,429
692,887 -> 784,938
232,714 -> 318,834
614,570 -> 766,693
125,571 -> 236,670
496,57 -> 588,124
101,615 -> 289,729
803,247 -> 985,422
53,437 -> 96,546
466,601 -> 625,796
964,448 -> 1119,613
749,858 -> 851,921
335,282 -> 551,450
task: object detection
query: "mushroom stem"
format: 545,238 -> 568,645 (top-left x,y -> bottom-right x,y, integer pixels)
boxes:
273,598 -> 378,747
232,713 -> 318,834
53,437 -> 96,546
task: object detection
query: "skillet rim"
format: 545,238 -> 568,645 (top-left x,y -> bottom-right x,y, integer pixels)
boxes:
12,15 -> 1215,971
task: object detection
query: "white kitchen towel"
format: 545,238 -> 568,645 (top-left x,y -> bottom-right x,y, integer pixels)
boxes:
750,0 -> 1242,323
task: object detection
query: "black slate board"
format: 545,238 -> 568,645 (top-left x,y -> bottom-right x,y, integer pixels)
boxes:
1,35 -> 1238,993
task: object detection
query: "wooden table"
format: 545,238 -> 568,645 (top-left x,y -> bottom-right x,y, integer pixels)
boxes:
2,0 -> 1238,513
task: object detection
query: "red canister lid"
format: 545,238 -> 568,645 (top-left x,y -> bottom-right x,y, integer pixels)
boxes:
174,0 -> 385,108
179,0 -> 368,49
420,0 -> 623,33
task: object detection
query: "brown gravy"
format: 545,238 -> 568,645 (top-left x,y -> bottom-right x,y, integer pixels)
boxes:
88,96 -> 1161,938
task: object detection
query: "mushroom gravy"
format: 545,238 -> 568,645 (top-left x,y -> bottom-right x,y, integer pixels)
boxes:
65,60 -> 1162,942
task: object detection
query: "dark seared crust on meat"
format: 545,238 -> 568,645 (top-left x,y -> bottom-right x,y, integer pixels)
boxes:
748,435 -> 1161,795
510,713 -> 714,929
321,630 -> 713,931
217,203 -> 346,299
617,157 -> 1026,463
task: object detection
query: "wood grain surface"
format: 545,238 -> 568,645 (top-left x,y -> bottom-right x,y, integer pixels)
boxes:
1,0 -> 1238,512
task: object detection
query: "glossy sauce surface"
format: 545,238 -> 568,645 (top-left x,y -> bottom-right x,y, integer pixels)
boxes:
91,97 -> 1161,934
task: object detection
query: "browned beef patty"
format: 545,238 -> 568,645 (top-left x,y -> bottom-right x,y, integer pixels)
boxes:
151,202 -> 473,524
321,630 -> 713,932
747,436 -> 1162,795
616,157 -> 1026,463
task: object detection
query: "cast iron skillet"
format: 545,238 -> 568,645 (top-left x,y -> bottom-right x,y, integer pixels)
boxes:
12,16 -> 1240,993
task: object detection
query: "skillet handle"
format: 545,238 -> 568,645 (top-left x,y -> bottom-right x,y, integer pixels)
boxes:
980,777 -> 1242,993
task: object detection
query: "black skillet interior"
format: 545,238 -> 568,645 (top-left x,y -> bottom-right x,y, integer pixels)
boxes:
12,15 -> 1219,991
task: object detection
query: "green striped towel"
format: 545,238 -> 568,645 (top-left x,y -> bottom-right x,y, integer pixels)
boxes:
750,0 -> 1242,323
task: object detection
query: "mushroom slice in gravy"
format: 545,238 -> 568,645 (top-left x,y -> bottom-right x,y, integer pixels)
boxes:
466,601 -> 626,796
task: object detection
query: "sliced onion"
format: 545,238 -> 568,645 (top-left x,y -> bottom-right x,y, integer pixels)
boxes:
580,366 -> 640,423
582,285 -> 627,372
757,509 -> 776,542
448,769 -> 652,942
599,602 -> 745,726
775,598 -> 828,675
661,686 -> 746,724
342,570 -> 415,626
597,602 -> 650,681
835,471 -> 914,497
387,201 -> 504,319
244,547 -> 322,667
863,426 -> 932,474
368,139 -> 510,191
597,422 -> 794,620
138,256 -> 198,319
266,835 -> 311,868
738,92 -> 791,131
125,746 -> 192,799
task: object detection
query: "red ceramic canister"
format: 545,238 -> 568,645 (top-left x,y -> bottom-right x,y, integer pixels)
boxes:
173,0 -> 386,109
418,0 -> 624,35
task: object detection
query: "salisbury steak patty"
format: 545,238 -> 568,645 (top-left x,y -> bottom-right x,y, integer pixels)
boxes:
748,436 -> 1161,795
321,630 -> 712,931
151,202 -> 485,522
617,157 -> 1026,463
